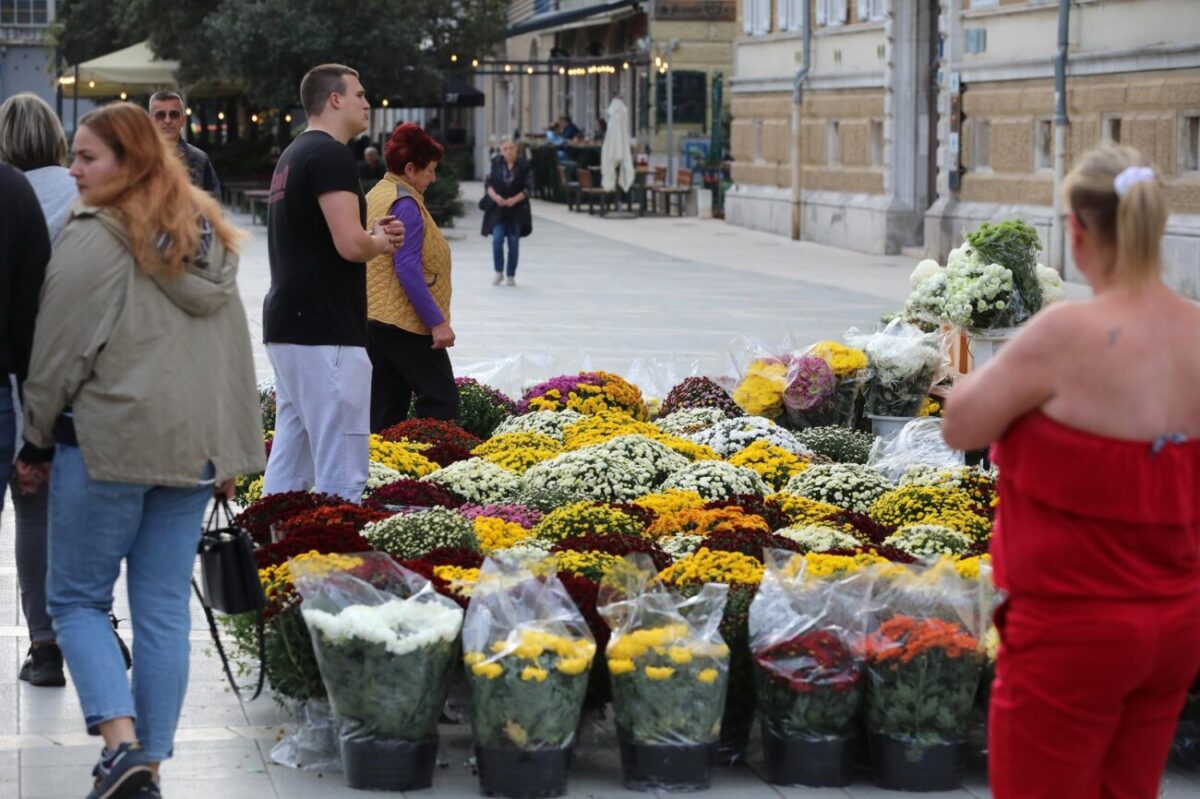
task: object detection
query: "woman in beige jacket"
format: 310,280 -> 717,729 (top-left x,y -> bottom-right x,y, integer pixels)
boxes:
15,102 -> 263,799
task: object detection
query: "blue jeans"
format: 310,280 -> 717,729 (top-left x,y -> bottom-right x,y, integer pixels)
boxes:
492,218 -> 520,277
46,445 -> 212,760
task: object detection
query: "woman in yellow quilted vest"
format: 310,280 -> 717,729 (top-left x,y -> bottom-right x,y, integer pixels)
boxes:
364,123 -> 458,431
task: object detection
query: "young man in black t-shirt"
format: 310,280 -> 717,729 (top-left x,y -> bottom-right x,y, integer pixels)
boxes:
262,63 -> 404,502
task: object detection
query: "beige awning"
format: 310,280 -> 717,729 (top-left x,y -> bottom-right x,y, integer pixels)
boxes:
62,41 -> 179,97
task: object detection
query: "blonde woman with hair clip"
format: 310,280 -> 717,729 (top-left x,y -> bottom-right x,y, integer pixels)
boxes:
943,145 -> 1200,798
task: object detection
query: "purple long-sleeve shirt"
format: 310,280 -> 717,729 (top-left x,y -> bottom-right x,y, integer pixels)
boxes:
390,197 -> 445,329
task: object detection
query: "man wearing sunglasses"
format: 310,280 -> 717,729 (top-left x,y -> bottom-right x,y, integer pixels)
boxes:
148,90 -> 222,200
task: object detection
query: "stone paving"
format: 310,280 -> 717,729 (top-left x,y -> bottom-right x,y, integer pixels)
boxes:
2,188 -> 1195,798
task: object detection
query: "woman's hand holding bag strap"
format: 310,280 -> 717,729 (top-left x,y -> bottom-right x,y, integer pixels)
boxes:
192,497 -> 267,701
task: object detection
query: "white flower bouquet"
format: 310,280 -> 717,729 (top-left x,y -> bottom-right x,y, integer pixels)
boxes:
365,461 -> 404,492
786,464 -> 893,514
850,321 -> 945,418
523,446 -> 657,502
687,416 -> 810,458
361,508 -> 478,559
494,410 -> 586,442
422,458 -> 522,505
291,553 -> 463,789
661,460 -> 769,500
659,534 -> 705,561
943,258 -> 1014,330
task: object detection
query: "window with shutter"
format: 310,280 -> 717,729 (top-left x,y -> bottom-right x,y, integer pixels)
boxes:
832,0 -> 849,25
778,0 -> 790,32
816,0 -> 828,25
755,0 -> 771,34
743,0 -> 755,33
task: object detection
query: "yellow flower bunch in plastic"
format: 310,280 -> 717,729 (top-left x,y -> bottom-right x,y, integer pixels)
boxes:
918,397 -> 943,417
260,551 -> 365,603
732,359 -> 788,418
368,434 -> 439,478
658,547 -> 765,586
465,629 -> 596,679
473,432 -> 563,457
767,492 -> 842,526
633,489 -> 708,515
646,507 -> 769,539
797,551 -> 889,579
473,517 -> 531,553
952,553 -> 991,580
809,340 -> 869,377
728,440 -> 810,490
433,565 -> 480,596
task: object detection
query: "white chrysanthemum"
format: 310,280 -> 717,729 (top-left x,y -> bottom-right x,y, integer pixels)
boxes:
523,446 -> 656,501
1037,264 -> 1066,305
786,464 -> 893,513
654,407 -> 727,437
591,434 -> 689,484
776,525 -> 862,553
687,416 -> 811,458
494,410 -> 586,442
365,461 -> 404,492
661,460 -> 768,500
910,259 -> 944,290
303,596 -> 463,656
659,534 -> 704,561
422,458 -> 521,504
882,524 -> 971,558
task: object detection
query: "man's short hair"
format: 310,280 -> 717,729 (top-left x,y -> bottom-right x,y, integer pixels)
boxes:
300,64 -> 360,117
364,146 -> 379,158
148,90 -> 184,108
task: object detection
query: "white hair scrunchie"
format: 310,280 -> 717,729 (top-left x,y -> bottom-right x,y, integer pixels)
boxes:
1114,166 -> 1156,197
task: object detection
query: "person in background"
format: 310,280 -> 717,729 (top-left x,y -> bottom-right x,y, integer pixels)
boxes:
358,145 -> 385,191
364,123 -> 458,429
559,114 -> 581,141
942,145 -> 1200,799
148,91 -> 221,200
481,136 -> 532,287
262,64 -> 404,502
14,101 -> 263,799
0,91 -> 77,688
426,116 -> 444,144
595,118 -> 608,142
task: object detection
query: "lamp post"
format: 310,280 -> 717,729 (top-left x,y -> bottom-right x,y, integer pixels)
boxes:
659,40 -> 679,184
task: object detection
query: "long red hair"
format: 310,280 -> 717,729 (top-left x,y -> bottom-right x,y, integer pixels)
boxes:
76,102 -> 242,277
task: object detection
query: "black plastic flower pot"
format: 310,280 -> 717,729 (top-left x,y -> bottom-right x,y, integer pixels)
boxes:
761,728 -> 855,788
617,735 -> 716,792
871,734 -> 966,792
340,734 -> 439,792
475,746 -> 572,799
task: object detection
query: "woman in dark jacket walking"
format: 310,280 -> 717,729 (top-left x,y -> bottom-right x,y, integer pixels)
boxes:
481,136 -> 532,286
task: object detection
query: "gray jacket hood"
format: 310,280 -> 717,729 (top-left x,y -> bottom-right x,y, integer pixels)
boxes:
85,207 -> 238,317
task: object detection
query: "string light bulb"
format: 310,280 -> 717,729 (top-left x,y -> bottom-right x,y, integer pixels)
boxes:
382,98 -> 389,107
251,114 -> 258,123
119,91 -> 127,100
285,113 -> 292,123
185,107 -> 192,115
88,80 -> 95,88
218,111 -> 225,120
472,58 -> 479,67
504,64 -> 512,72
450,54 -> 458,62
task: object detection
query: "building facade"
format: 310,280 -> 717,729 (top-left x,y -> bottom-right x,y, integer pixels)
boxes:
726,0 -> 1200,297
476,1 -> 737,177
0,0 -> 58,104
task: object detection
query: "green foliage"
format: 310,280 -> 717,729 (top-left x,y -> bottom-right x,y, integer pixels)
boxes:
965,219 -> 1043,316
794,426 -> 875,464
610,657 -> 728,746
52,0 -> 146,64
310,627 -> 456,740
866,647 -> 981,747
425,157 -> 465,227
468,662 -> 589,750
264,604 -> 326,701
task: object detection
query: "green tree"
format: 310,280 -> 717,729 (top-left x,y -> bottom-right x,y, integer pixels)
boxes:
120,0 -> 506,110
52,0 -> 145,65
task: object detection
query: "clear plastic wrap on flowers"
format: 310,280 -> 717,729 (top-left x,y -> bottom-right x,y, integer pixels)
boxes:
867,417 -> 965,482
748,550 -> 872,744
863,559 -> 985,750
291,553 -> 463,744
597,555 -> 731,750
781,354 -> 837,427
461,553 -> 596,753
847,320 -> 949,418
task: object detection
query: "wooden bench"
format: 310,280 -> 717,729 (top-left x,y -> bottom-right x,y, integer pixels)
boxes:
575,168 -> 609,215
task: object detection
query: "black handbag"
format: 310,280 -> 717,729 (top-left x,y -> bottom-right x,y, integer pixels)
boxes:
193,498 -> 266,700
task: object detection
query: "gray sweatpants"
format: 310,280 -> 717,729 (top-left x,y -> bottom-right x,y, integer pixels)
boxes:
13,478 -> 53,643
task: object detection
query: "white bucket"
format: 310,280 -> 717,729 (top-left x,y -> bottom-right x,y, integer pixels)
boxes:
969,326 -> 1022,370
867,414 -> 918,440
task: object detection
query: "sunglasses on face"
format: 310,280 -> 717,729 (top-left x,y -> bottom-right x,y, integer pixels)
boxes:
153,110 -> 183,121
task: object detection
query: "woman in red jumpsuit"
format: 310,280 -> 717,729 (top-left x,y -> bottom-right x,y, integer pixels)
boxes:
943,145 -> 1200,799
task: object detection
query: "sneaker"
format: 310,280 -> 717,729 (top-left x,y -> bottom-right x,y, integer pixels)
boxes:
491,273 -> 503,286
505,277 -> 516,287
18,643 -> 65,687
87,742 -> 155,799
135,780 -> 162,797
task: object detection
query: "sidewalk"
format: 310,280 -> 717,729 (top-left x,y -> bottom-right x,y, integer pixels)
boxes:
1,194 -> 1178,799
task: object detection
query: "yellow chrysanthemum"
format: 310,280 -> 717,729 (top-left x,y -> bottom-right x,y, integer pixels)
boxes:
473,516 -> 531,552
472,661 -> 504,679
658,547 -> 764,586
644,666 -> 675,681
555,656 -> 591,675
697,668 -> 720,684
633,490 -> 708,515
608,657 -> 636,676
521,666 -> 549,682
728,441 -> 810,491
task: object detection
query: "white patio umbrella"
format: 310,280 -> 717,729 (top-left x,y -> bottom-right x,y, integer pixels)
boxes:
600,96 -> 634,193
